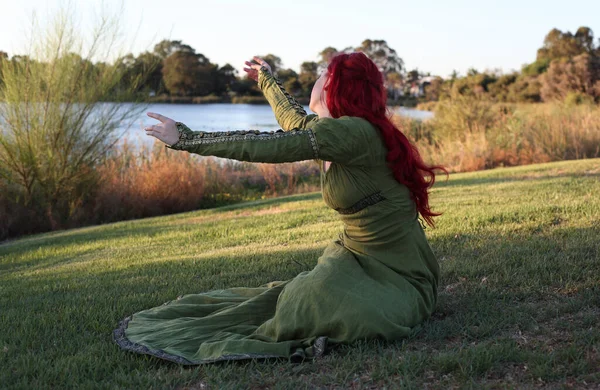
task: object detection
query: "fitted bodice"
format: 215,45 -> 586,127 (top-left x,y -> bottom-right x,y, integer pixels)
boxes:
316,118 -> 439,292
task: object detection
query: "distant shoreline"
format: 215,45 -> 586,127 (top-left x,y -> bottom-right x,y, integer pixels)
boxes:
144,95 -> 419,107
146,95 -> 306,105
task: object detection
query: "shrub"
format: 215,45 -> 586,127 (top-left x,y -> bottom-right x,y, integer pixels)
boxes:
0,6 -> 156,231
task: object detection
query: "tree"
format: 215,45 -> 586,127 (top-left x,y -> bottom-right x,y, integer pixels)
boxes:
467,68 -> 479,77
318,46 -> 338,66
133,51 -> 164,94
214,63 -> 238,94
522,58 -> 550,76
298,61 -> 318,97
162,45 -> 214,96
575,27 -> 595,53
385,72 -> 404,100
355,39 -> 404,75
253,54 -> 283,75
0,6 -> 152,230
540,53 -> 600,102
448,70 -> 460,87
230,75 -> 261,96
276,68 -> 300,94
537,27 -> 594,62
153,39 -> 196,59
407,69 -> 420,83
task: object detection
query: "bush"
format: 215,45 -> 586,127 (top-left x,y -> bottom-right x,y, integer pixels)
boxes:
564,91 -> 595,106
0,6 -> 154,231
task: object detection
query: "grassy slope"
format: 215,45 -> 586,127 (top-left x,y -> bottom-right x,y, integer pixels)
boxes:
1,159 -> 599,389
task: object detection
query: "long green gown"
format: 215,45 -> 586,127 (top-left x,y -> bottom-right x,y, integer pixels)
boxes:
113,67 -> 440,364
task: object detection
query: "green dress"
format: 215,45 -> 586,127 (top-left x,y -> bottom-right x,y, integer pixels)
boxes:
114,67 -> 440,364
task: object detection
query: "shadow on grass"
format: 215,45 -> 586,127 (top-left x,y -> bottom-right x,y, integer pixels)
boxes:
417,225 -> 599,345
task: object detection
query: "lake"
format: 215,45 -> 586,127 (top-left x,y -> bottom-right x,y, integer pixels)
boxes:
119,104 -> 433,148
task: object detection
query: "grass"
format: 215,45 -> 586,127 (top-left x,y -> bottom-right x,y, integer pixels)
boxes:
1,158 -> 599,389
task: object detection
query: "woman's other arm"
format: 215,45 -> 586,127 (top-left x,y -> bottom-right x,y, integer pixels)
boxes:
244,57 -> 318,131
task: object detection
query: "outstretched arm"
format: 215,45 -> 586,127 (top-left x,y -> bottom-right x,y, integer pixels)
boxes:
166,121 -> 319,163
144,112 -> 367,165
244,57 -> 318,131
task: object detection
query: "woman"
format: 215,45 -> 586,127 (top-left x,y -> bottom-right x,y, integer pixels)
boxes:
114,52 -> 445,364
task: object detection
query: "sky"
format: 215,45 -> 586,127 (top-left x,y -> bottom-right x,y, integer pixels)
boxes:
0,0 -> 598,78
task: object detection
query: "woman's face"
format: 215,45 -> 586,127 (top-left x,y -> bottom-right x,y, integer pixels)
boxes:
309,70 -> 330,117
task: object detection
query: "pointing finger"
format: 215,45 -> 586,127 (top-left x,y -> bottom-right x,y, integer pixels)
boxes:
147,112 -> 169,123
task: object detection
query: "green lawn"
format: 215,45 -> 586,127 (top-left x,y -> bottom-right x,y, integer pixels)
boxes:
1,159 -> 599,389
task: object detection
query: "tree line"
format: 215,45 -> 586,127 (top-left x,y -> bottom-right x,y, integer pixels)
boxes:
2,27 -> 599,105
0,39 -> 406,104
421,26 -> 600,105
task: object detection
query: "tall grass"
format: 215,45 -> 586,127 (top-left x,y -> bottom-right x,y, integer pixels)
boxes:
0,140 -> 320,241
91,140 -> 320,224
400,99 -> 600,172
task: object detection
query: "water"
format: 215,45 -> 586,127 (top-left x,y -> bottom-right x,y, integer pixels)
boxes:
117,103 -> 433,147
394,106 -> 434,121
0,102 -> 432,147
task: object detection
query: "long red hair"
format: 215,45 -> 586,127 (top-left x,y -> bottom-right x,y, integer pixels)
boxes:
324,52 -> 447,227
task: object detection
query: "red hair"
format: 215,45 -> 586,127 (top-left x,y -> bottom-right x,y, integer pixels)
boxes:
324,52 -> 447,227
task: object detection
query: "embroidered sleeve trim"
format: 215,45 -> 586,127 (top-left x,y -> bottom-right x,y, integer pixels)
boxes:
307,128 -> 320,159
335,191 -> 386,215
259,66 -> 307,115
172,122 -> 320,160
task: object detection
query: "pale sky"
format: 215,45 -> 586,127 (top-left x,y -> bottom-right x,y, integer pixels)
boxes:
0,0 -> 598,78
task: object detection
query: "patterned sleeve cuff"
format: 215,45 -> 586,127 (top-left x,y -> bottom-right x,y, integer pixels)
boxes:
165,122 -> 190,150
257,66 -> 274,90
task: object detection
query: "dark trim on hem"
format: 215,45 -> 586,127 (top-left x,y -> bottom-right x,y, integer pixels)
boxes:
113,316 -> 328,365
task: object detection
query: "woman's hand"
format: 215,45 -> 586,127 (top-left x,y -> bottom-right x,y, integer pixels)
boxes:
144,112 -> 180,146
243,56 -> 272,82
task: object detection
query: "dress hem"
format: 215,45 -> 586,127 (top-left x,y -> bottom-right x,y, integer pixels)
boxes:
113,315 -> 329,365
